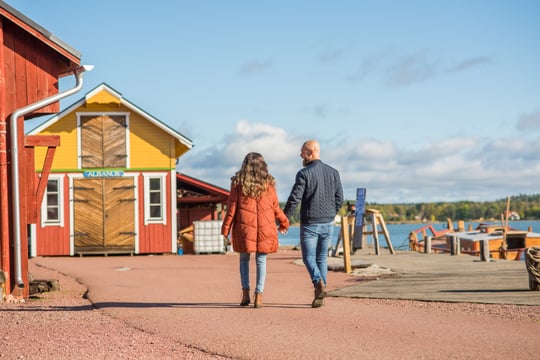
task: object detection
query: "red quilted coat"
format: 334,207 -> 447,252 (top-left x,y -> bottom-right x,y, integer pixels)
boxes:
221,183 -> 289,253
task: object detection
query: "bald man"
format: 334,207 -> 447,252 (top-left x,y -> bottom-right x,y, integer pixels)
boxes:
284,140 -> 343,308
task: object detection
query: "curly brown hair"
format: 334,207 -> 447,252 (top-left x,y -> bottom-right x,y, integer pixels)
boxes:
232,152 -> 276,199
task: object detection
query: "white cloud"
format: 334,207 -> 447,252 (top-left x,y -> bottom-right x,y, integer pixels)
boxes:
225,120 -> 298,163
178,120 -> 540,204
177,120 -> 300,192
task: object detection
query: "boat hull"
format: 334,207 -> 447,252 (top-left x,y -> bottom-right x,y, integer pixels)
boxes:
444,230 -> 540,260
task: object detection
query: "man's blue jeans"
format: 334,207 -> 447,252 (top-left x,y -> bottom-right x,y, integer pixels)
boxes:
300,222 -> 334,287
239,252 -> 267,294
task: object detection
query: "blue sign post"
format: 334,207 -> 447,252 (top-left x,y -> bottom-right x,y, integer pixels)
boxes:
355,188 -> 366,227
353,188 -> 367,249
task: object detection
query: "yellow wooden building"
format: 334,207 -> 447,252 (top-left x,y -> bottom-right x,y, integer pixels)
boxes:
28,83 -> 192,256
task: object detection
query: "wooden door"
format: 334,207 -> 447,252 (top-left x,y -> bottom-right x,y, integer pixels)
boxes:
73,178 -> 135,253
73,178 -> 103,249
104,179 -> 136,248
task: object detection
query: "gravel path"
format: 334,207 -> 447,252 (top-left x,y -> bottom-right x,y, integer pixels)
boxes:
0,264 -> 226,360
1,253 -> 539,359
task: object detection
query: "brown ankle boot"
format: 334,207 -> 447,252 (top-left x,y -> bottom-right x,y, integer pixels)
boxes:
312,280 -> 327,308
254,292 -> 263,308
314,280 -> 327,299
240,289 -> 250,306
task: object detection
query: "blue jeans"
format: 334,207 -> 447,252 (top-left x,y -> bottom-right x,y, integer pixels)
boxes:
300,222 -> 334,287
239,252 -> 267,294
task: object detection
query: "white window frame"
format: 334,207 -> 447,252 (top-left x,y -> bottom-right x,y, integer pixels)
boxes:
143,173 -> 167,225
41,174 -> 64,227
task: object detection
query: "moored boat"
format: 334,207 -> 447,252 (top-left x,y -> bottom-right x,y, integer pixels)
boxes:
443,223 -> 540,260
410,221 -> 540,261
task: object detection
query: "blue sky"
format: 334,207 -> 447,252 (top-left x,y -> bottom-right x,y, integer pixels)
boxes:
10,0 -> 540,204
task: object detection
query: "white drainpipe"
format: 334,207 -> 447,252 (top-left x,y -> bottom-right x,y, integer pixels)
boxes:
10,65 -> 93,288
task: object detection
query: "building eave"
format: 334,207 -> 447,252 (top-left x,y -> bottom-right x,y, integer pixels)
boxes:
0,1 -> 81,66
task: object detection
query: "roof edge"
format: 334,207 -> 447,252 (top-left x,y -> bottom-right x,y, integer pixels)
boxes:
0,1 -> 81,62
28,82 -> 194,151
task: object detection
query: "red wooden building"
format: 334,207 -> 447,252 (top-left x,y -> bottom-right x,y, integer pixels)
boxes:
1,2 -> 85,298
177,172 -> 229,227
176,173 -> 229,254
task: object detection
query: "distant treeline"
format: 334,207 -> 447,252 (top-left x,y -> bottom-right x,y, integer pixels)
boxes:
283,194 -> 540,224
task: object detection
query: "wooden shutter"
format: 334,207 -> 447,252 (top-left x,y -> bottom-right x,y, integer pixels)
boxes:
80,115 -> 127,168
80,116 -> 103,168
103,115 -> 127,168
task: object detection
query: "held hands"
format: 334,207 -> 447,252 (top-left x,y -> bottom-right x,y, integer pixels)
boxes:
222,233 -> 231,245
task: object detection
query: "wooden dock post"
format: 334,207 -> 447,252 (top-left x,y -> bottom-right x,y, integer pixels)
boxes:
450,235 -> 461,256
334,215 -> 355,257
480,239 -> 490,262
340,215 -> 353,273
425,236 -> 432,254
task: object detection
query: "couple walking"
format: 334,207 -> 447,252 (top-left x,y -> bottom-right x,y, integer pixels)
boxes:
221,140 -> 343,308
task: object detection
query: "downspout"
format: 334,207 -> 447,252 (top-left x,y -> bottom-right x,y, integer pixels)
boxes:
10,65 -> 93,288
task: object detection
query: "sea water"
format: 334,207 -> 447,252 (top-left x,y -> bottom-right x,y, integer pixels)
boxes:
278,220 -> 540,251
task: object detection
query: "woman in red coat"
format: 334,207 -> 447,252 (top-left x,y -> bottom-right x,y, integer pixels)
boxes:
221,152 -> 289,308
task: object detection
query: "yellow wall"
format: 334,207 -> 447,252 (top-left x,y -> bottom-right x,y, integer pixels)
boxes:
33,112 -> 79,171
129,112 -> 175,169
34,90 -> 178,171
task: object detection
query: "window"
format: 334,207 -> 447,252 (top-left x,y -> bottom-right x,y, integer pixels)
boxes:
149,178 -> 162,219
42,176 -> 63,226
143,173 -> 167,224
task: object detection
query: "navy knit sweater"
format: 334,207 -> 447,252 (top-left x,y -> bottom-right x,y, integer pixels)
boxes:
284,160 -> 344,224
